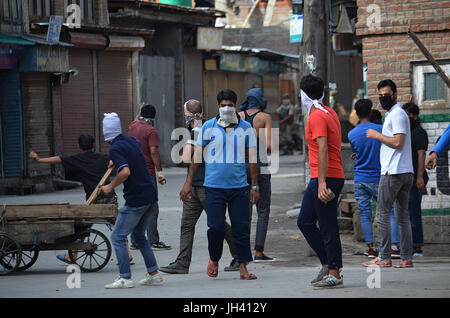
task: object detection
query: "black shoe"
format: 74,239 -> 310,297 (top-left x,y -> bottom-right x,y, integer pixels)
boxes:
224,258 -> 240,271
254,254 -> 277,263
159,261 -> 189,274
151,241 -> 172,250
130,243 -> 139,250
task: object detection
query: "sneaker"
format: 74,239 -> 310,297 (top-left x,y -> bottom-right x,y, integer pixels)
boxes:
362,257 -> 392,268
159,261 -> 189,274
391,246 -> 401,259
130,243 -> 139,250
224,258 -> 240,272
104,277 -> 135,289
394,259 -> 413,268
312,274 -> 344,289
413,251 -> 423,257
139,273 -> 164,285
365,248 -> 378,258
254,254 -> 277,263
311,267 -> 329,284
151,241 -> 172,250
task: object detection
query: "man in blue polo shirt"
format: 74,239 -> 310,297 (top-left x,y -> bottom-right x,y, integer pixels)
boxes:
348,99 -> 400,258
180,89 -> 260,280
101,112 -> 163,289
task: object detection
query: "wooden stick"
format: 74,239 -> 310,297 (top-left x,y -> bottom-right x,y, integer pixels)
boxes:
85,167 -> 113,206
243,0 -> 260,28
408,27 -> 450,89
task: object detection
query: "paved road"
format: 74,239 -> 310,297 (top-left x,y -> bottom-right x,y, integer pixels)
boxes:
1,155 -> 450,298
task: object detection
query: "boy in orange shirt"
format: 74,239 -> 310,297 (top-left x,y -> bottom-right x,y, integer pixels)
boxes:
296,75 -> 345,289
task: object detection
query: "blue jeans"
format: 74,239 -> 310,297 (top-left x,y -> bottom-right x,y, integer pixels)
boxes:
354,181 -> 400,246
205,187 -> 253,264
297,178 -> 345,270
111,203 -> 159,278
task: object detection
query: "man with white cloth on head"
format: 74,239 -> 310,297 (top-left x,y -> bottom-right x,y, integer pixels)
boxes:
296,75 -> 346,289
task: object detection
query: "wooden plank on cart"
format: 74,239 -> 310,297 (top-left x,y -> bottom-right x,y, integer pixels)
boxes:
5,220 -> 75,245
4,204 -> 118,220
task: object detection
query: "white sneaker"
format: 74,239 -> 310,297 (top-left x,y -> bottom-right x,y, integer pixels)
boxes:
311,274 -> 344,289
104,277 -> 135,289
139,273 -> 163,286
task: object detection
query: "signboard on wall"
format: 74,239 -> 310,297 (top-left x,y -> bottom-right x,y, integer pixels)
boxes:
290,12 -> 303,43
19,45 -> 69,72
197,27 -> 223,50
219,54 -> 286,74
47,16 -> 64,43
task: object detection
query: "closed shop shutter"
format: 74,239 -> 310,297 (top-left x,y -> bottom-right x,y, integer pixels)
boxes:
0,70 -> 23,177
97,51 -> 133,153
61,48 -> 95,156
21,72 -> 52,178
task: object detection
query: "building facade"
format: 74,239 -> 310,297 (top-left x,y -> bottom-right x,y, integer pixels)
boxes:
356,0 -> 450,217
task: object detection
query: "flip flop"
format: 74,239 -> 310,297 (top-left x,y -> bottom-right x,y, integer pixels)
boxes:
240,273 -> 257,280
206,261 -> 218,278
56,254 -> 73,265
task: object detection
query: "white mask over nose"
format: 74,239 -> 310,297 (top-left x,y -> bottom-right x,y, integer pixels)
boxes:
217,106 -> 238,127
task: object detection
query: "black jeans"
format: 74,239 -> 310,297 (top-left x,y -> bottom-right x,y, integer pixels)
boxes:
297,178 -> 344,270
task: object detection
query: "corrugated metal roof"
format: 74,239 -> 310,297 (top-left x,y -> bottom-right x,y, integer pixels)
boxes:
21,34 -> 73,47
109,0 -> 225,17
221,45 -> 300,60
0,33 -> 35,45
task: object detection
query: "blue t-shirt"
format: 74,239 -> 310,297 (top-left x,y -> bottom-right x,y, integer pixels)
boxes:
109,134 -> 158,207
348,122 -> 383,183
432,124 -> 450,157
197,116 -> 257,189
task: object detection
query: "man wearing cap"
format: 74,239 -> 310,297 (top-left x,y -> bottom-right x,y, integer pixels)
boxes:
128,104 -> 171,251
101,112 -> 163,289
238,88 -> 275,262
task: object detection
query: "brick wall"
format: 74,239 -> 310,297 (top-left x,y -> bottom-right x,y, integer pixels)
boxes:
355,0 -> 450,106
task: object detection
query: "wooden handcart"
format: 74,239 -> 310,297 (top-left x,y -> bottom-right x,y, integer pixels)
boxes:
0,202 -> 117,275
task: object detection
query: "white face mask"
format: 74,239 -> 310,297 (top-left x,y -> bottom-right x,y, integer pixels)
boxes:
218,106 -> 238,127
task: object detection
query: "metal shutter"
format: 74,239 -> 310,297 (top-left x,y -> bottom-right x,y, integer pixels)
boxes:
0,70 -> 23,177
61,48 -> 96,156
97,51 -> 133,153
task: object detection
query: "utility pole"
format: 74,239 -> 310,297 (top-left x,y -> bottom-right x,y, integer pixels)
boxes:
299,0 -> 329,104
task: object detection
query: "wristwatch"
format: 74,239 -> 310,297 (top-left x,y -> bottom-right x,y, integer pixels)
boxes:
251,185 -> 259,191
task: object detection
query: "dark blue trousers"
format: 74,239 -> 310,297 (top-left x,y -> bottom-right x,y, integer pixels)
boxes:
408,182 -> 424,249
297,178 -> 345,270
205,186 -> 253,264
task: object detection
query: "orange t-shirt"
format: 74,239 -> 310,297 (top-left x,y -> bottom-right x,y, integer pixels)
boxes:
305,106 -> 344,179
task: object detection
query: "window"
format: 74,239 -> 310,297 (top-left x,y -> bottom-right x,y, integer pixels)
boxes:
28,0 -> 52,17
413,63 -> 450,109
1,0 -> 22,22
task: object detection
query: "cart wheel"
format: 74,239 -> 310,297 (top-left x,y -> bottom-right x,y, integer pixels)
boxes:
0,232 -> 22,275
16,249 -> 39,272
68,228 -> 112,272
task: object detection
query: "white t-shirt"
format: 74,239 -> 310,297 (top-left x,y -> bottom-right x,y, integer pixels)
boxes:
380,104 -> 414,175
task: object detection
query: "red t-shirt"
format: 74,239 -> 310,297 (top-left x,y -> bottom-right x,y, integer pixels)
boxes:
305,106 -> 344,179
128,120 -> 159,176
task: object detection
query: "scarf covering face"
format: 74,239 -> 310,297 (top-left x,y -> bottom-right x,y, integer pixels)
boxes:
184,101 -> 203,128
103,112 -> 122,141
217,106 -> 238,128
239,88 -> 267,111
300,89 -> 328,115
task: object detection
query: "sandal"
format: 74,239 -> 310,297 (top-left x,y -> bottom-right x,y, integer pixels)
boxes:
206,261 -> 218,278
240,272 -> 257,280
56,254 -> 73,265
